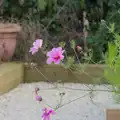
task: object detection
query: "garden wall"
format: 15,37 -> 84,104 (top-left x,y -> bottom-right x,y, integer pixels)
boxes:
0,62 -> 24,94
24,64 -> 106,84
0,63 -> 106,94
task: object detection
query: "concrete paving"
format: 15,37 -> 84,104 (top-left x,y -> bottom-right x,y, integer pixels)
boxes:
0,82 -> 120,120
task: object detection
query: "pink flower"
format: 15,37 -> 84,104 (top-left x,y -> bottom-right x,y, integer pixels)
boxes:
34,88 -> 42,102
47,47 -> 64,64
33,39 -> 43,49
29,39 -> 43,55
42,108 -> 55,120
35,95 -> 42,101
29,47 -> 39,55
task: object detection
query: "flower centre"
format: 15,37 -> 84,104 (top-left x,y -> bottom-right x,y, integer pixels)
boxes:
54,56 -> 60,60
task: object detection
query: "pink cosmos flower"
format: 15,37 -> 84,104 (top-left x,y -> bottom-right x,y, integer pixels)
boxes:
34,88 -> 42,102
33,39 -> 43,49
29,47 -> 39,55
35,95 -> 42,101
29,39 -> 43,55
42,108 -> 55,120
47,47 -> 64,64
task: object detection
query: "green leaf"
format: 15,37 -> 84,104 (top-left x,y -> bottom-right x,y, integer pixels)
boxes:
113,67 -> 120,87
104,67 -> 120,87
115,57 -> 120,66
37,0 -> 46,10
80,0 -> 84,8
109,23 -> 115,33
70,40 -> 76,49
64,57 -> 75,69
114,33 -> 120,46
59,42 -> 65,48
107,42 -> 117,66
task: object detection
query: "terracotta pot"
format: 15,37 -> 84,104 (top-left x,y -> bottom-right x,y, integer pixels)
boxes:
0,24 -> 21,61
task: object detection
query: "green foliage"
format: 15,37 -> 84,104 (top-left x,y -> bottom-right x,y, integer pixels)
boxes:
2,0 -> 119,64
64,56 -> 75,69
109,23 -> 115,33
104,25 -> 120,88
63,56 -> 86,72
59,41 -> 65,48
37,0 -> 47,10
1,0 -> 58,19
83,49 -> 93,63
80,0 -> 85,8
84,0 -> 120,63
70,40 -> 76,49
87,20 -> 109,63
106,43 -> 117,67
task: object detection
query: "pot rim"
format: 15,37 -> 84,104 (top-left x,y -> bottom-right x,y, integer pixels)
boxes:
0,24 -> 21,33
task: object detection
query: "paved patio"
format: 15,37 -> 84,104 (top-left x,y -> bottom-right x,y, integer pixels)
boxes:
0,82 -> 119,120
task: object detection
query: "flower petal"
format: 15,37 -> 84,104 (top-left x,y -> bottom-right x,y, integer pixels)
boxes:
46,47 -> 64,64
47,49 -> 58,57
29,47 -> 38,55
33,39 -> 43,49
47,51 -> 52,57
56,47 -> 62,52
54,59 -> 61,64
47,58 -> 53,64
50,110 -> 56,115
60,55 -> 64,60
36,39 -> 43,48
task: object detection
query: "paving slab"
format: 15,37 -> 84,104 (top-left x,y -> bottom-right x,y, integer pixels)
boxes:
0,82 -> 120,120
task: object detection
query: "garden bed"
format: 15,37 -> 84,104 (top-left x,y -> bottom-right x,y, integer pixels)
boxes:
0,62 -> 107,94
24,64 -> 106,84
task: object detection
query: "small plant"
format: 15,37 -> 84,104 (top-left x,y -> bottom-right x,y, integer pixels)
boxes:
59,41 -> 65,48
29,39 -> 43,55
46,47 -> 64,64
42,108 -> 55,120
30,40 -> 64,120
104,23 -> 120,89
64,56 -> 75,69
